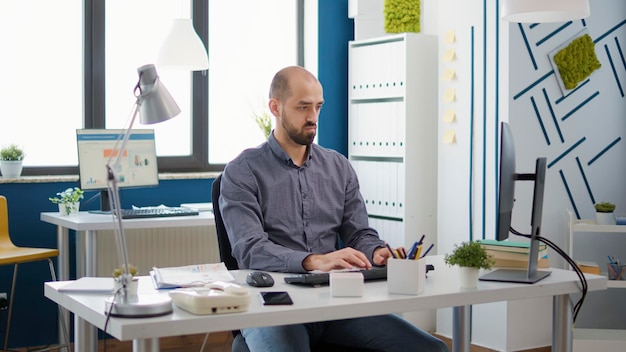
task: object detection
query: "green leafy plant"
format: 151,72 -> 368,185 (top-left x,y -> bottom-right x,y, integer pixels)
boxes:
0,144 -> 25,161
49,187 -> 84,205
253,111 -> 272,140
444,241 -> 494,270
594,202 -> 616,213
553,33 -> 601,90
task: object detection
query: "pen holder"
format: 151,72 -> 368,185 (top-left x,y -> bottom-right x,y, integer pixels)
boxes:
607,263 -> 626,280
388,258 -> 425,295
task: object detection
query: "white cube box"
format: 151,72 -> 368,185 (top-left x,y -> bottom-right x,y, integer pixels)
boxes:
330,272 -> 364,297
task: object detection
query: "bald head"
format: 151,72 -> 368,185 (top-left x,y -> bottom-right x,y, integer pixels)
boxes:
269,66 -> 319,102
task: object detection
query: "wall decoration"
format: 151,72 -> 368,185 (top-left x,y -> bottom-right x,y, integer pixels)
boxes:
384,0 -> 420,34
548,29 -> 601,95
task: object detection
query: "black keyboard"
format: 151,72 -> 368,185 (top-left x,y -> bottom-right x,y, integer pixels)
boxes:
119,207 -> 199,219
284,266 -> 388,286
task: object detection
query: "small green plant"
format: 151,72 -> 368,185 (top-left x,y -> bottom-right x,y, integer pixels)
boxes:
49,187 -> 84,205
0,144 -> 25,161
594,202 -> 616,213
49,187 -> 84,215
444,241 -> 494,270
253,111 -> 272,140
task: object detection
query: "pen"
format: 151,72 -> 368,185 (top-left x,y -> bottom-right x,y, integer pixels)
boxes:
386,243 -> 397,259
417,234 -> 426,246
420,243 -> 434,258
415,244 -> 423,259
406,242 -> 418,259
608,255 -> 614,264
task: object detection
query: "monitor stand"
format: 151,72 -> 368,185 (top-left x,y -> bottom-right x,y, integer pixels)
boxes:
88,190 -> 113,214
479,268 -> 551,284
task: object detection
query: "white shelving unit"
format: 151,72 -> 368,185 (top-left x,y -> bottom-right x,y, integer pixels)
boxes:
566,211 -> 626,350
347,33 -> 438,249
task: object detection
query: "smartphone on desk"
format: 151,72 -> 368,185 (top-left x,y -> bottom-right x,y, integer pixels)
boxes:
260,291 -> 293,305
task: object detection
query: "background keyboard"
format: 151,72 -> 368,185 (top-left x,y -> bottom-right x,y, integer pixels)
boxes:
119,207 -> 199,219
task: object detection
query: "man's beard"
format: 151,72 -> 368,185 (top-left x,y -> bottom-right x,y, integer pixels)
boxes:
282,111 -> 316,146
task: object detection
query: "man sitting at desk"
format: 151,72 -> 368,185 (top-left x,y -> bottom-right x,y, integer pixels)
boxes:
219,66 -> 448,352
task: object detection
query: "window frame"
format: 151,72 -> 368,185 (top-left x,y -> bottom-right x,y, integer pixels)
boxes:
23,0 -> 304,176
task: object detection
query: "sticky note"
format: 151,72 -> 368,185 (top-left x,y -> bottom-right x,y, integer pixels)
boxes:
443,130 -> 456,144
444,48 -> 456,62
442,68 -> 456,81
443,109 -> 456,123
445,30 -> 456,44
444,88 -> 456,102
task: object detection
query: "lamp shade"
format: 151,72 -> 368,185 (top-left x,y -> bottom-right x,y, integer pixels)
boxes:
501,0 -> 590,23
157,18 -> 209,71
136,64 -> 181,124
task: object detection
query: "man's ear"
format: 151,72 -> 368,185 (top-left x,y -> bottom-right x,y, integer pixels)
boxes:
268,98 -> 280,117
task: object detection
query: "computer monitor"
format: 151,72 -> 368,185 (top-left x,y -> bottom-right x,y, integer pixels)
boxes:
479,122 -> 551,284
76,129 -> 159,212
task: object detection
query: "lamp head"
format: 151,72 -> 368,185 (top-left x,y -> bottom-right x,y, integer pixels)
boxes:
135,64 -> 181,124
501,0 -> 590,23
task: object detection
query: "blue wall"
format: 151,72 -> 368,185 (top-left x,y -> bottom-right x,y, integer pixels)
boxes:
317,0 -> 354,156
0,1 -> 351,348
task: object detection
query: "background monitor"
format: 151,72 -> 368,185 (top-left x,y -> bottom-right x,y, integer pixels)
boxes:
76,129 -> 159,211
479,122 -> 551,284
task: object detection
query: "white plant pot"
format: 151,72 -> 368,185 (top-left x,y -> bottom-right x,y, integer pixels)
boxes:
58,202 -> 80,216
459,266 -> 480,288
113,278 -> 139,298
596,212 -> 616,225
0,160 -> 23,178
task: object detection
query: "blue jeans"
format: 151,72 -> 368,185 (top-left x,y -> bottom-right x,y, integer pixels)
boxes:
239,314 -> 449,352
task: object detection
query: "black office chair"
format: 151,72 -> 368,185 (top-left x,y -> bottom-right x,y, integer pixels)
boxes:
212,175 -> 372,352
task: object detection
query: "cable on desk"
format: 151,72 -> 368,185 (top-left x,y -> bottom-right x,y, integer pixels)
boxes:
510,227 -> 588,322
102,288 -> 122,352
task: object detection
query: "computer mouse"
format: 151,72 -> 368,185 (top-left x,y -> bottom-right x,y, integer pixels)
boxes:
246,271 -> 275,287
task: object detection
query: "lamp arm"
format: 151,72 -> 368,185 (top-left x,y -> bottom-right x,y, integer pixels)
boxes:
106,98 -> 142,301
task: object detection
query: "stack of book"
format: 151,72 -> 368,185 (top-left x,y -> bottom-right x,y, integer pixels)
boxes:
477,239 -> 549,268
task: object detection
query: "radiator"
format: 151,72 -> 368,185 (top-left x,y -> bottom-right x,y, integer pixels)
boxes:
95,226 -> 220,277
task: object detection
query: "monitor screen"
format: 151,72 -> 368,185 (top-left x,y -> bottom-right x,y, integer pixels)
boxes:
76,129 -> 159,210
497,121 -> 516,241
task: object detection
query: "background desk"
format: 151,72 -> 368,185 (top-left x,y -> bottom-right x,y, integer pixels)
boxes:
40,211 -> 215,348
44,256 -> 607,352
40,211 -> 215,280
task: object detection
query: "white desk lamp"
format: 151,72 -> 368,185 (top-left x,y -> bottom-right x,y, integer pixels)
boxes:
501,0 -> 590,23
104,64 -> 180,317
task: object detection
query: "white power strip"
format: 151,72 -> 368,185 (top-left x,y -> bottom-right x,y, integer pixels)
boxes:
169,281 -> 250,315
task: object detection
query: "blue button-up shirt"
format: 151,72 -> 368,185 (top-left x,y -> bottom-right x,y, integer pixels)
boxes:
219,133 -> 384,273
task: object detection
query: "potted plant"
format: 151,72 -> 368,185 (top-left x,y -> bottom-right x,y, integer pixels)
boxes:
0,144 -> 25,178
112,264 -> 139,297
594,202 -> 616,225
49,187 -> 85,216
444,241 -> 494,288
253,110 -> 273,140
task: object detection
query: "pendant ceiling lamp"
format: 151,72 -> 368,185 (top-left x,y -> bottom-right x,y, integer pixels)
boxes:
157,18 -> 209,71
501,0 -> 590,23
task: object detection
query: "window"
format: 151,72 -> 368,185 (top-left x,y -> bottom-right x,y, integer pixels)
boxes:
0,0 -> 304,175
207,0 -> 299,164
0,0 -> 82,168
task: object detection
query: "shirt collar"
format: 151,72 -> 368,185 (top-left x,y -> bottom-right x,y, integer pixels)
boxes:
268,132 -> 313,167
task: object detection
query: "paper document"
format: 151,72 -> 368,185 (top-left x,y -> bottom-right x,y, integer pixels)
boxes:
151,262 -> 234,289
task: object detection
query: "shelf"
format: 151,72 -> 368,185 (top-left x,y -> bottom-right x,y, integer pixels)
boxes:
607,280 -> 626,288
572,221 -> 626,233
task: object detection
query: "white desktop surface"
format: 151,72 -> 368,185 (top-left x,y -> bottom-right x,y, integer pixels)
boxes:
44,256 -> 607,352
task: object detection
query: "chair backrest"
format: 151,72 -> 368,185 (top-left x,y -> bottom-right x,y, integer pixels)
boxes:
211,174 -> 239,270
0,196 -> 16,248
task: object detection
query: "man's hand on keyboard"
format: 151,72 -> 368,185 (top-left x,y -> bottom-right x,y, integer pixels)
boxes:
302,247 -> 372,272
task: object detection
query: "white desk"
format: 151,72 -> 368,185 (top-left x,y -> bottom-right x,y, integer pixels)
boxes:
44,256 -> 607,352
40,211 -> 215,350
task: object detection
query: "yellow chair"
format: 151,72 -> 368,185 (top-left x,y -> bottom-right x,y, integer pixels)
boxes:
0,195 -> 70,351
